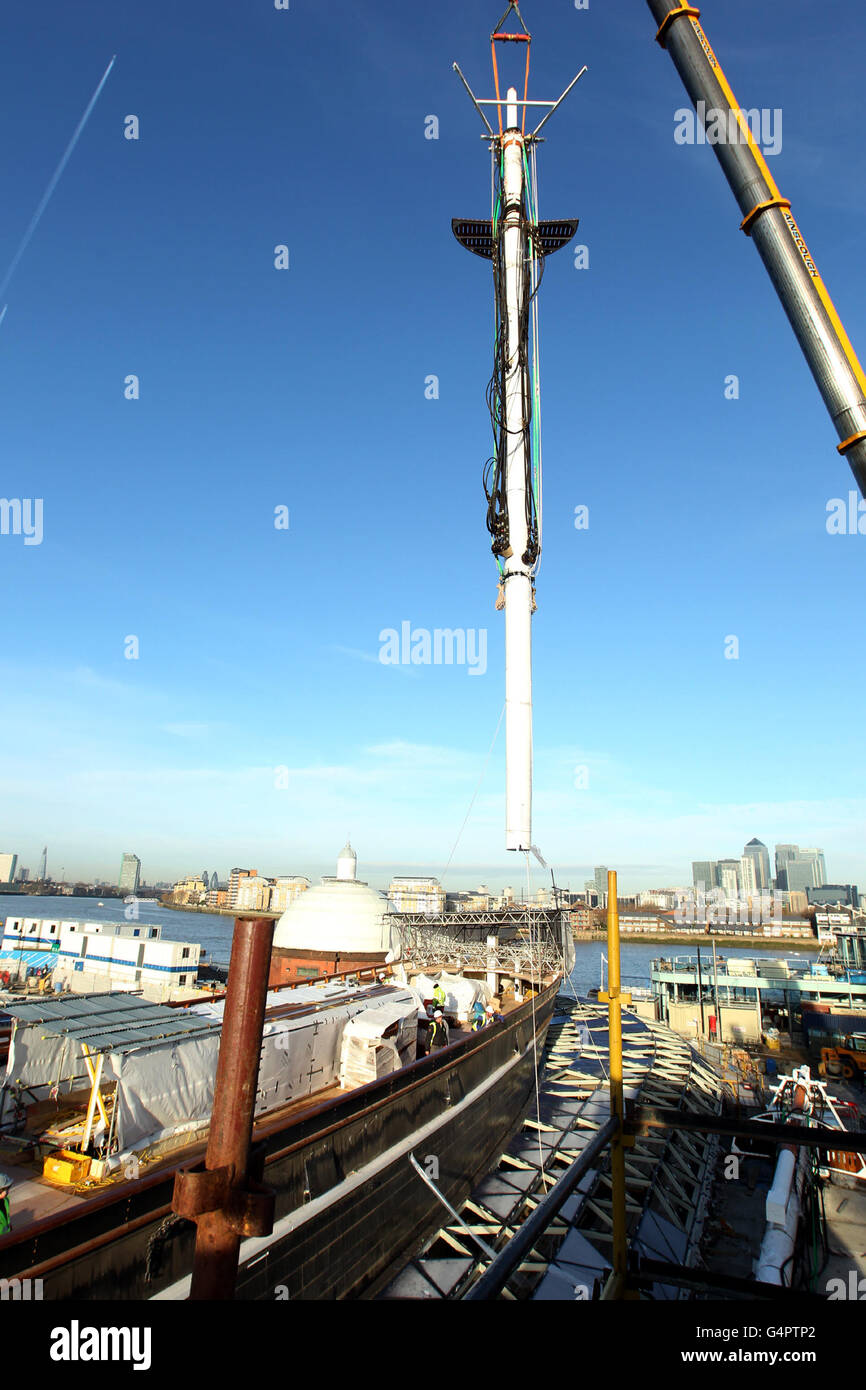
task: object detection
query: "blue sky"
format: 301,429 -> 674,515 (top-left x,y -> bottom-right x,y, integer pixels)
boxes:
1,0 -> 865,894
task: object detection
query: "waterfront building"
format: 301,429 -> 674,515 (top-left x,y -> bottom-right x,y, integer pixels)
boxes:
118,853 -> 141,894
786,890 -> 809,915
808,884 -> 860,908
0,853 -> 18,885
172,876 -> 208,905
618,911 -> 672,934
387,876 -> 446,915
235,876 -> 274,913
466,885 -> 492,911
447,886 -> 494,912
637,890 -> 679,910
570,906 -> 598,931
269,877 -> 310,914
814,908 -> 855,942
228,867 -> 257,909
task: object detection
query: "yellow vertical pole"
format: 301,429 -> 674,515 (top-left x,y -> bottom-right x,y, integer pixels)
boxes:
600,868 -> 632,1298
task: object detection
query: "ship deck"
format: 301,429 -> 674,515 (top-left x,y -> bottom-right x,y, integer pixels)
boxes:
0,986 -> 510,1228
0,971 -> 563,1300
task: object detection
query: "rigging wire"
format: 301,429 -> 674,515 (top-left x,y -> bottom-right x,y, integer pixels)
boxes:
523,848 -> 546,1176
439,703 -> 506,883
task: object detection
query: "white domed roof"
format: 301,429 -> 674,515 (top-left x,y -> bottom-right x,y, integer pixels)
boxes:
273,845 -> 400,958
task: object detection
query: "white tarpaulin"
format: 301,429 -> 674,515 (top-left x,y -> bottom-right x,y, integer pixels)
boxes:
338,998 -> 419,1088
2,984 -> 423,1154
409,972 -> 493,1020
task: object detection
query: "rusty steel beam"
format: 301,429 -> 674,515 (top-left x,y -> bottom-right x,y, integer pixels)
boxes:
173,916 -> 276,1299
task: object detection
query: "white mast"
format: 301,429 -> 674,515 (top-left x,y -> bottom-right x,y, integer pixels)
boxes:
501,86 -> 532,852
452,10 -> 584,855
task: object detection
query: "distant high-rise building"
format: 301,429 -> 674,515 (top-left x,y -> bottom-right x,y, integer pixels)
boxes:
739,854 -> 758,896
118,853 -> 141,894
743,839 -> 771,892
0,853 -> 18,884
802,849 -> 827,885
593,866 -> 609,904
774,844 -> 799,889
784,850 -> 826,895
716,860 -> 741,897
692,861 -> 718,892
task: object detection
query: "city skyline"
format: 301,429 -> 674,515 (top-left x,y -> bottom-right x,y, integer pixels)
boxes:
1,827 -> 859,899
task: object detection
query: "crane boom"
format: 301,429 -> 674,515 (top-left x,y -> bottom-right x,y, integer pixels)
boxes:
647,1 -> 866,497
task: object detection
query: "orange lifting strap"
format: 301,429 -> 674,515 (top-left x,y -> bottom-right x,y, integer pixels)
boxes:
490,2 -> 531,135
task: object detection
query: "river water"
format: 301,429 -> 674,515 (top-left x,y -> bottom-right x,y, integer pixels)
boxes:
1,895 -> 819,995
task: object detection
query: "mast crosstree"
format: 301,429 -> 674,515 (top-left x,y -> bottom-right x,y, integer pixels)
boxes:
453,5 -> 584,854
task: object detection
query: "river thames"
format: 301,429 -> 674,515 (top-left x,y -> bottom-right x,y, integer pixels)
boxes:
0,895 -> 819,996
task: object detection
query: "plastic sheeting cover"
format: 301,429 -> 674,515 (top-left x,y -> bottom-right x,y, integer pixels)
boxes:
3,985 -> 422,1153
410,972 -> 493,1019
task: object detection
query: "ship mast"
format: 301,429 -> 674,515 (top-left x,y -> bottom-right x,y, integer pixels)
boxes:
453,4 -> 584,853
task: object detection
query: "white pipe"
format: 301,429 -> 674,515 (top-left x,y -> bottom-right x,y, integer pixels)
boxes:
766,1147 -> 797,1226
755,1194 -> 800,1285
501,86 -> 533,852
756,1145 -> 809,1284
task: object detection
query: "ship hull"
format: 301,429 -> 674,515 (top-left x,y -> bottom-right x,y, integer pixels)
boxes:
0,979 -> 559,1300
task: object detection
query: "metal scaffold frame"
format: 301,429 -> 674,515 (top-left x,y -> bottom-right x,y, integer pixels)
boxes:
397,922 -> 564,982
381,993 -> 725,1301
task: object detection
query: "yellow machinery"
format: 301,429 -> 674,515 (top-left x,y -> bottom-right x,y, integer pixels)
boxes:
819,1035 -> 866,1085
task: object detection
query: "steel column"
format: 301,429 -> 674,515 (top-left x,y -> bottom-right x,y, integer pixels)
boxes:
182,916 -> 275,1300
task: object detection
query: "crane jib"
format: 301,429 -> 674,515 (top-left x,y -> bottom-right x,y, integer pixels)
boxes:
647,0 -> 866,497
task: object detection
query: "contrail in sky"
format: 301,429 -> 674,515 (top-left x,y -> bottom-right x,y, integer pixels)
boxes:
0,54 -> 116,304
